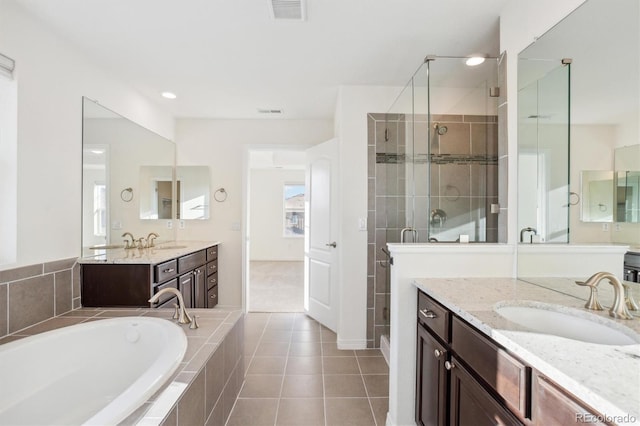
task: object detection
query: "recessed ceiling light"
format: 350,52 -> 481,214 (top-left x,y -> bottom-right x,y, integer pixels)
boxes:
465,56 -> 485,66
161,92 -> 177,99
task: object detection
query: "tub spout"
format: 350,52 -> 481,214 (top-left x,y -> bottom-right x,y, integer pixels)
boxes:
149,288 -> 194,326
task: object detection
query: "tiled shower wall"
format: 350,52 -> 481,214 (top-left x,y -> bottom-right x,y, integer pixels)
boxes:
0,258 -> 79,339
366,54 -> 509,347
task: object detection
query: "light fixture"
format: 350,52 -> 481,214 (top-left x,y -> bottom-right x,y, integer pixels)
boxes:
161,92 -> 177,99
465,56 -> 486,66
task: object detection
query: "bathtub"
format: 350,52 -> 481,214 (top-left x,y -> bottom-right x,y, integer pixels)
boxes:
0,316 -> 187,425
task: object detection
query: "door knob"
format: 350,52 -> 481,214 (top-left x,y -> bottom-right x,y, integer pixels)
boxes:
325,242 -> 337,248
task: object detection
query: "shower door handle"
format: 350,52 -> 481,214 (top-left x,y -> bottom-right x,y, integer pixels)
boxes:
325,242 -> 337,248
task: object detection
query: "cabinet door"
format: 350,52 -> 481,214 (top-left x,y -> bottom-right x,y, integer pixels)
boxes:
193,267 -> 207,308
179,272 -> 194,308
449,356 -> 523,426
532,373 -> 612,426
416,324 -> 448,426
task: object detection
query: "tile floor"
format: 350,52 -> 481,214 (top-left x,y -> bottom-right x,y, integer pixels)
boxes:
227,312 -> 389,426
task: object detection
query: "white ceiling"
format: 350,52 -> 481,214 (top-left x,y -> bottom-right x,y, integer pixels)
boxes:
15,0 -> 509,119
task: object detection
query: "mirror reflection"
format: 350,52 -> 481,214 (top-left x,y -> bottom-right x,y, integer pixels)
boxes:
139,166 -> 173,220
580,171 -> 614,223
81,98 -> 175,253
517,0 -> 639,246
176,166 -> 210,220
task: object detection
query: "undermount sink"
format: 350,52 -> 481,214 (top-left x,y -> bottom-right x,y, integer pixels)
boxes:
495,303 -> 640,346
153,245 -> 188,250
88,244 -> 124,250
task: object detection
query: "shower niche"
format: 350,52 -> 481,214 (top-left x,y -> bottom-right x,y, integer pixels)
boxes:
366,55 -> 508,348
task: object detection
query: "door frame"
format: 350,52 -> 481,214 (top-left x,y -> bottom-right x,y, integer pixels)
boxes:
241,144 -> 312,313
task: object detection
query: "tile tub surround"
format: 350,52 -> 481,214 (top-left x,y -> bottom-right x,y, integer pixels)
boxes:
0,306 -> 245,426
412,277 -> 640,424
0,257 -> 79,338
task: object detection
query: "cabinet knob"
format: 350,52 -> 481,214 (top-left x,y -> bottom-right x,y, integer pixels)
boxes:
434,349 -> 444,358
444,361 -> 455,370
419,309 -> 437,319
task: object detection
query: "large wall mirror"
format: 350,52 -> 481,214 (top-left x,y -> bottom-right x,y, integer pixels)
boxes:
82,98 -> 176,253
517,0 -> 639,251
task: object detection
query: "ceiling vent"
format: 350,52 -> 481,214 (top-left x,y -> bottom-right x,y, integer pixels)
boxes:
268,0 -> 305,21
257,108 -> 284,115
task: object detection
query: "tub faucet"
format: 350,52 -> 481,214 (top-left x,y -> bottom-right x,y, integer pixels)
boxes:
148,288 -> 197,327
519,227 -> 537,243
576,272 -> 633,320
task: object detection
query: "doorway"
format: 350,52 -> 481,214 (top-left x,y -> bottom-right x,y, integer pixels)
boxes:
245,148 -> 307,312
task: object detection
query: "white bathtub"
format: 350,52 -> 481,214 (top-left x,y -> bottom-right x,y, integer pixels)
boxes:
0,317 -> 187,426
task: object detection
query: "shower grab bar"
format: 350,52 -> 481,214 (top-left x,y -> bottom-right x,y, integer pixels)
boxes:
400,227 -> 418,243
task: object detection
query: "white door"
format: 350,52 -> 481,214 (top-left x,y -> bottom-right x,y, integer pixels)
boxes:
304,139 -> 339,331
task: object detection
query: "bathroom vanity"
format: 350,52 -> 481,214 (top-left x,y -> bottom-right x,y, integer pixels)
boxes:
79,241 -> 220,309
414,278 -> 640,426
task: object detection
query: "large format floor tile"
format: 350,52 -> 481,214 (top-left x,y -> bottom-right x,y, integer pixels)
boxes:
228,312 -> 389,425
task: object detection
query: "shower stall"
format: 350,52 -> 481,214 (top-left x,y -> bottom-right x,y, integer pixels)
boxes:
367,55 -> 507,348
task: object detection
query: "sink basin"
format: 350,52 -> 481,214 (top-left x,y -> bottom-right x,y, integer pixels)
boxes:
495,303 -> 639,346
152,245 -> 188,250
88,244 -> 124,250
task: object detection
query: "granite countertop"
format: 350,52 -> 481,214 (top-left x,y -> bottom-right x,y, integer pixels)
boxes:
413,277 -> 640,425
78,241 -> 220,265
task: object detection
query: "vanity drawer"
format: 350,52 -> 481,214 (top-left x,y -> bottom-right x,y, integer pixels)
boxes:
418,290 -> 450,343
155,259 -> 178,283
206,259 -> 218,276
207,272 -> 218,290
207,285 -> 219,308
451,316 -> 529,419
206,245 -> 218,261
152,278 -> 178,306
178,250 -> 206,272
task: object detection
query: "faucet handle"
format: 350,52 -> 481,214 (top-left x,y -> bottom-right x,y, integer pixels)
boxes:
189,315 -> 199,329
575,280 -> 604,311
172,303 -> 180,320
623,283 -> 639,312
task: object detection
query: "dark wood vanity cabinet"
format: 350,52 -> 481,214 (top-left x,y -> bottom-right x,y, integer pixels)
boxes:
416,290 -> 523,426
416,289 -> 615,426
532,373 -> 612,426
81,244 -> 219,308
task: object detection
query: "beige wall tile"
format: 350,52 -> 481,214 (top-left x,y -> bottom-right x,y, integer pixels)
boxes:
177,369 -> 206,426
8,274 -> 54,333
55,269 -> 72,315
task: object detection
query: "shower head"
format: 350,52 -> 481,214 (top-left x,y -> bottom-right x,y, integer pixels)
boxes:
433,123 -> 448,135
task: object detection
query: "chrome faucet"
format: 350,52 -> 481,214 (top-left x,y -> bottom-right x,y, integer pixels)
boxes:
122,232 -> 136,249
400,227 -> 418,243
576,272 -> 634,320
519,227 -> 537,243
147,232 -> 159,247
148,288 -> 198,328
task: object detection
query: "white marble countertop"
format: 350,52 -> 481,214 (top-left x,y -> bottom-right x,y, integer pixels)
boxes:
78,241 -> 220,265
413,277 -> 640,425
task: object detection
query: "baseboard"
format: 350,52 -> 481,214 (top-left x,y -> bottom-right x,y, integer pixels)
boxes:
336,338 -> 368,350
380,334 -> 390,366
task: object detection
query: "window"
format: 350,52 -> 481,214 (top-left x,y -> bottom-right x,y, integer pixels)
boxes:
284,184 -> 305,237
93,183 -> 106,237
0,61 -> 17,265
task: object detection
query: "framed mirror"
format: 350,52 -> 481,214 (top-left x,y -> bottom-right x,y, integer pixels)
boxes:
82,98 -> 175,253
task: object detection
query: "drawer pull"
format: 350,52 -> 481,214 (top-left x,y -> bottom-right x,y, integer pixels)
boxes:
434,349 -> 444,358
444,361 -> 455,370
419,309 -> 437,319
210,294 -> 217,299
163,268 -> 175,273
210,278 -> 217,284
